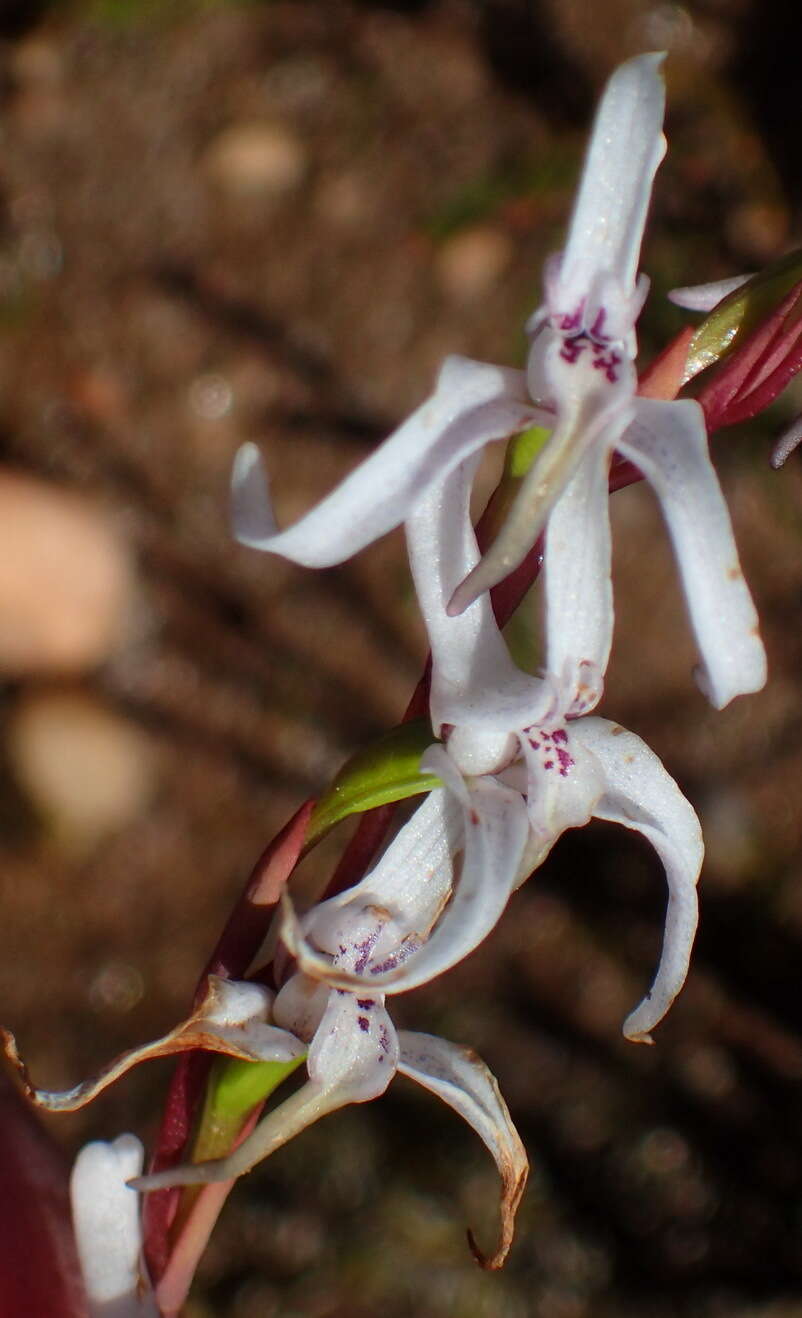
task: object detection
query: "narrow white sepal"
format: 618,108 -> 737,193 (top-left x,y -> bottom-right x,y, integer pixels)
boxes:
771,412 -> 802,469
231,356 -> 541,567
132,1081 -> 349,1192
543,442 -> 613,714
554,52 -> 667,320
573,717 -> 703,1042
619,397 -> 767,708
668,274 -> 752,312
398,1030 -> 528,1269
407,461 -> 553,736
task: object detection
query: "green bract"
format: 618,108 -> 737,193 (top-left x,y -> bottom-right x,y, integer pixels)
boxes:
192,1054 -> 305,1163
684,248 -> 802,383
306,719 -> 441,848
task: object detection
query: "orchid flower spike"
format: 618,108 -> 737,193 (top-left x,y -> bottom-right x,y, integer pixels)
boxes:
71,1135 -> 159,1317
231,53 -> 765,710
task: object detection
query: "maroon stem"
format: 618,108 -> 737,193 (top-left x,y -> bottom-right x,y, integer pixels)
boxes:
0,1077 -> 88,1318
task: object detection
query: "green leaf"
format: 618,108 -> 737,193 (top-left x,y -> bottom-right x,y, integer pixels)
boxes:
685,247 -> 802,382
192,1054 -> 305,1163
307,720 -> 441,847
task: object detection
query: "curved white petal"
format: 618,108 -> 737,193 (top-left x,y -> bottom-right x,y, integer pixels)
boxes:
71,1135 -> 157,1316
543,443 -> 613,714
668,274 -> 752,312
286,760 -> 529,996
306,788 -> 461,953
406,460 -> 553,738
555,53 -> 666,321
2,977 -> 303,1113
398,1030 -> 528,1269
618,397 -> 767,708
573,717 -> 703,1043
232,356 -> 541,566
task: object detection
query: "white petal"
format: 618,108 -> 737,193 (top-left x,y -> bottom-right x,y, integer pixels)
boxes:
71,1135 -> 158,1316
308,787 -> 461,949
287,765 -> 530,996
307,990 -> 399,1100
543,443 -> 613,714
272,972 -> 329,1043
290,790 -> 461,1007
771,412 -> 802,469
668,274 -> 752,312
133,1080 -> 354,1191
398,1030 -> 528,1269
406,460 -> 553,737
573,717 -> 703,1042
4,977 -> 303,1113
554,53 -> 666,320
232,356 -> 541,566
450,345 -> 634,613
519,721 -> 605,844
618,398 -> 767,707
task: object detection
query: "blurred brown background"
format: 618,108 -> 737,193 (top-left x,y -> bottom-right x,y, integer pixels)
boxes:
2,1 -> 802,1314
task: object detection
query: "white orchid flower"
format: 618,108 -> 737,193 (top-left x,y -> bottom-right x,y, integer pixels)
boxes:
132,788 -> 528,1268
232,53 -> 765,710
7,939 -> 525,1268
70,1134 -> 159,1317
280,459 -> 704,1045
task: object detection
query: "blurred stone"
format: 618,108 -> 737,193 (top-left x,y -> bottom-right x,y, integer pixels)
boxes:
315,170 -> 373,230
0,472 -> 132,676
9,39 -> 64,88
7,690 -> 156,852
726,201 -> 788,262
203,122 -> 307,198
435,226 -> 513,302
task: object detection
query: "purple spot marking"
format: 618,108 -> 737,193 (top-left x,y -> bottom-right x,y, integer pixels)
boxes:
357,1016 -> 370,1033
356,998 -> 375,1010
353,928 -> 380,975
590,345 -> 620,383
560,338 -> 586,365
528,737 -> 540,750
552,728 -> 568,745
543,759 -> 554,771
370,955 -> 397,976
556,747 -> 574,777
589,307 -> 607,340
558,306 -> 583,332
378,1024 -> 391,1053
